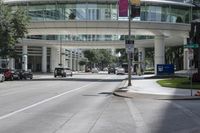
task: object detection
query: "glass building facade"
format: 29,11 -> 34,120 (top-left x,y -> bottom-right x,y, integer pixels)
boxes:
7,0 -> 197,42
8,0 -> 195,23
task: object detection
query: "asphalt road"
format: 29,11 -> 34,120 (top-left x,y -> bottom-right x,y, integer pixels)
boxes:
0,74 -> 200,133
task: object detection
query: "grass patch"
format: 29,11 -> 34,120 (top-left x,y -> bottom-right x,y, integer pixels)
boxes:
157,77 -> 200,90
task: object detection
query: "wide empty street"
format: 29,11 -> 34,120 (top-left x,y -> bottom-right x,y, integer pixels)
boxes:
0,73 -> 200,133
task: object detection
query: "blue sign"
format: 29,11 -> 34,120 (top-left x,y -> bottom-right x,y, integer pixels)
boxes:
157,64 -> 174,75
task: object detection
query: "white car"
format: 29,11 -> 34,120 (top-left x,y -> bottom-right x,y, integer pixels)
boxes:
91,68 -> 99,73
116,67 -> 125,75
0,73 -> 5,82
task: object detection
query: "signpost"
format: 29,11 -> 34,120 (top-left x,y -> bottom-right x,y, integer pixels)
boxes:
125,40 -> 134,53
183,42 -> 198,96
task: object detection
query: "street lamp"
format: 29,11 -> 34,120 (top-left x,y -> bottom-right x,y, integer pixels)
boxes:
59,35 -> 63,67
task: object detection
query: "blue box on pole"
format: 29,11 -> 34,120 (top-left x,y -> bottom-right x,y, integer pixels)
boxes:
157,64 -> 174,75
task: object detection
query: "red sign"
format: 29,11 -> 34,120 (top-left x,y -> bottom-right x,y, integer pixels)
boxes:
119,0 -> 128,17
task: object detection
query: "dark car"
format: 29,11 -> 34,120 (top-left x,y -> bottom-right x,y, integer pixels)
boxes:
54,67 -> 73,77
18,69 -> 33,80
108,67 -> 116,74
11,70 -> 20,80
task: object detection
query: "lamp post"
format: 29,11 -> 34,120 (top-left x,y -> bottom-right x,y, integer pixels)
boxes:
127,0 -> 132,86
59,35 -> 63,67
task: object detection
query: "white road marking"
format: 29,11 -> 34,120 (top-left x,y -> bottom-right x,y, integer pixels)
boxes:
0,82 -> 96,120
125,98 -> 149,133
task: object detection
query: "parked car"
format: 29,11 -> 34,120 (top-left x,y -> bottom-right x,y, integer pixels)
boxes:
91,68 -> 99,73
18,69 -> 33,80
0,73 -> 5,82
20,69 -> 33,79
108,67 -> 115,74
54,67 -> 73,77
116,67 -> 125,75
11,69 -> 20,80
0,68 -> 13,80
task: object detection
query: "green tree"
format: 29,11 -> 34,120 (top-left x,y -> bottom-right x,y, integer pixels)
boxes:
0,3 -> 29,58
83,49 -> 116,69
165,46 -> 183,70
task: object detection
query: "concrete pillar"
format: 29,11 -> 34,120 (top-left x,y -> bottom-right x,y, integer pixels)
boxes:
61,48 -> 65,67
70,51 -> 73,70
22,45 -> 28,71
183,38 -> 190,70
42,46 -> 47,73
154,35 -> 165,75
77,52 -> 80,71
50,47 -> 59,72
138,48 -> 145,74
74,57 -> 77,71
8,58 -> 15,70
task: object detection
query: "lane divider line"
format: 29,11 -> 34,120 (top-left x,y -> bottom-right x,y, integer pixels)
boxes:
125,98 -> 149,133
0,82 -> 96,120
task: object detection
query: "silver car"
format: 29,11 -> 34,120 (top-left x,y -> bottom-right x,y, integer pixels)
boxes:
0,73 -> 5,82
116,67 -> 125,75
54,67 -> 73,77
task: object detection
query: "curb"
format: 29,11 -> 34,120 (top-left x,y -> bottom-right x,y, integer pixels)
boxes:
113,80 -> 200,100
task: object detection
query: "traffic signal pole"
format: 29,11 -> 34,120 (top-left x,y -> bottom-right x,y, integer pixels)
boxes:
128,0 -> 132,86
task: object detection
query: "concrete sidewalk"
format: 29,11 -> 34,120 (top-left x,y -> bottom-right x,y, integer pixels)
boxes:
114,75 -> 200,100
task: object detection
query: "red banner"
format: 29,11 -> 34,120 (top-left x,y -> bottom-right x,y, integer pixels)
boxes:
119,0 -> 128,17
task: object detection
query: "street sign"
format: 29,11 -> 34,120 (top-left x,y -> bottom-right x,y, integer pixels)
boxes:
184,43 -> 199,48
125,44 -> 134,53
125,40 -> 134,53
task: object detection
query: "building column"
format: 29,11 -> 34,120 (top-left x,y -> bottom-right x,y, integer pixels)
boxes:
138,48 -> 145,74
77,52 -> 80,71
61,48 -> 66,67
73,50 -> 77,71
70,51 -> 73,70
22,45 -> 28,71
8,58 -> 15,70
50,47 -> 59,72
42,46 -> 47,73
183,38 -> 190,70
154,35 -> 165,75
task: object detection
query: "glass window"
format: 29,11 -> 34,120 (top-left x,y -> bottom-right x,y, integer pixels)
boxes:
170,5 -> 190,23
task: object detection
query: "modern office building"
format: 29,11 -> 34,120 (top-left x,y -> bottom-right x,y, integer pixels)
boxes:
2,0 -> 200,73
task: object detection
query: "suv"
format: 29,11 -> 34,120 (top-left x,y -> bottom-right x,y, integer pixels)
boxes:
54,67 -> 73,77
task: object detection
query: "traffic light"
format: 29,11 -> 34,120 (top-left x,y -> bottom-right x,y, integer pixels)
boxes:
130,0 -> 140,18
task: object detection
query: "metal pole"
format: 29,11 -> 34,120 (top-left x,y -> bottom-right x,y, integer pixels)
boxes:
128,0 -> 132,86
190,66 -> 193,96
60,35 -> 62,67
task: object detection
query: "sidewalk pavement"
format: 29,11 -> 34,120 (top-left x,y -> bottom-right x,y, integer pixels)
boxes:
114,74 -> 200,100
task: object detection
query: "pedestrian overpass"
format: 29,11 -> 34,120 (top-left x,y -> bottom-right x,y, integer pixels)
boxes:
23,20 -> 191,73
